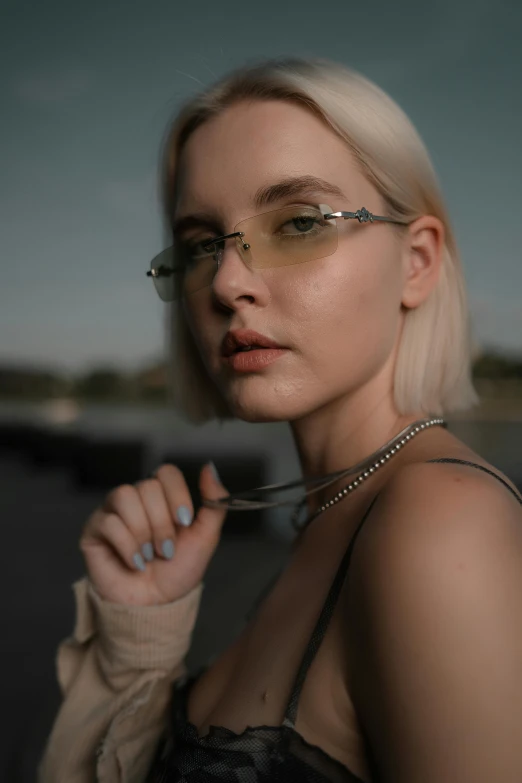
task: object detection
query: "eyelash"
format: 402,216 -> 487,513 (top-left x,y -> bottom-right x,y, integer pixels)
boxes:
178,200 -> 328,243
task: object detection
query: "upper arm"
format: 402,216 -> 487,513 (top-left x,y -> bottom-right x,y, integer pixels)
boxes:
349,462 -> 522,783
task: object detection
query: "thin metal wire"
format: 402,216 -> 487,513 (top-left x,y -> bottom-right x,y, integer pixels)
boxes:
202,416 -> 447,513
291,417 -> 445,531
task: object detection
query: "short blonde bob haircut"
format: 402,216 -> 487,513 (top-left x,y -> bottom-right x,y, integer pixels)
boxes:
157,57 -> 479,424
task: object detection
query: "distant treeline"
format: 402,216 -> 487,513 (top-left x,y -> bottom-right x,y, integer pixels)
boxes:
0,363 -> 169,403
1,351 -> 522,402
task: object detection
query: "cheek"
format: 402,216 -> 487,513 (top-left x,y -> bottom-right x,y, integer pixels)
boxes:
182,300 -> 214,366
290,244 -> 398,319
278,241 -> 402,359
336,236 -> 402,316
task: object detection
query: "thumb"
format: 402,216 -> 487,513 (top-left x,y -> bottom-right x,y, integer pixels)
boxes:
195,461 -> 230,539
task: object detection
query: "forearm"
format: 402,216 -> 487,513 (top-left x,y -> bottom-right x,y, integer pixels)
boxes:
38,577 -> 204,783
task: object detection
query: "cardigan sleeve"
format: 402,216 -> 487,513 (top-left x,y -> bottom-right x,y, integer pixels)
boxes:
37,576 -> 204,783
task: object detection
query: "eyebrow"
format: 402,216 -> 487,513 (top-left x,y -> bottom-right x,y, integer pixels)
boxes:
172,175 -> 347,236
173,213 -> 221,237
253,175 -> 346,209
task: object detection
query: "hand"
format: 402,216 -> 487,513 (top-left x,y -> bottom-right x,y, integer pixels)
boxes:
79,462 -> 229,606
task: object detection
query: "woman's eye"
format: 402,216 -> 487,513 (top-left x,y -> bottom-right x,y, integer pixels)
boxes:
279,213 -> 324,235
185,239 -> 216,260
292,216 -> 316,232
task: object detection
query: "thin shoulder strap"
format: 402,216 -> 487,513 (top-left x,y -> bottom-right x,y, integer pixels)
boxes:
426,458 -> 522,504
283,493 -> 381,727
283,458 -> 522,727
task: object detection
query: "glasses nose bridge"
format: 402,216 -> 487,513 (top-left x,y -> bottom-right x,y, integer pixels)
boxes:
214,230 -> 251,268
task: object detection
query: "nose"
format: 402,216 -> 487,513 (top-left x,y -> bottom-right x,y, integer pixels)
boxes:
210,232 -> 267,306
213,233 -> 252,271
213,233 -> 251,268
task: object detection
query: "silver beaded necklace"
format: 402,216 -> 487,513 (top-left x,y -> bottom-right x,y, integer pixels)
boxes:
290,415 -> 446,531
202,415 -> 447,533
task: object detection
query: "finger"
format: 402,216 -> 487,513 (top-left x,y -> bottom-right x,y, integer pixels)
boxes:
153,464 -> 195,537
194,461 -> 230,544
103,484 -> 153,550
135,478 -> 179,560
81,509 -> 146,573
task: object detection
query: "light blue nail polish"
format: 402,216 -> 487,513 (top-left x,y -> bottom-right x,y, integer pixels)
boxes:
133,552 -> 146,571
142,542 -> 154,562
176,505 -> 193,527
209,461 -> 220,483
162,539 -> 174,559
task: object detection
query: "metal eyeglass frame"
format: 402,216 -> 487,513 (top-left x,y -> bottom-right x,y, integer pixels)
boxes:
146,206 -> 410,282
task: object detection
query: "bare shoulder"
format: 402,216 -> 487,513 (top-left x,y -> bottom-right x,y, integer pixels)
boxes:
346,453 -> 522,677
346,458 -> 522,781
359,456 -> 522,553
346,455 -> 522,595
349,457 -> 522,598
398,454 -> 522,509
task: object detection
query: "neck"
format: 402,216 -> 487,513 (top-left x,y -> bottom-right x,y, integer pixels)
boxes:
289,382 -> 430,519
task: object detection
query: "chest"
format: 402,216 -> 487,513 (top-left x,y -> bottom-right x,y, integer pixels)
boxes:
186,550 -> 372,781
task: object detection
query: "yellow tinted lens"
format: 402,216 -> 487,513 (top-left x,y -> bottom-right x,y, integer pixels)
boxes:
236,205 -> 338,268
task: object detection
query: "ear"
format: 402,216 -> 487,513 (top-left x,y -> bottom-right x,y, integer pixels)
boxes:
400,215 -> 445,309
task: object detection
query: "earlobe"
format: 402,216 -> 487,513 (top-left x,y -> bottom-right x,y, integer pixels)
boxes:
400,216 -> 444,310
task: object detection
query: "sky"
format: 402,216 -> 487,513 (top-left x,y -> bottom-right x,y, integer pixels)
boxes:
1,0 -> 521,374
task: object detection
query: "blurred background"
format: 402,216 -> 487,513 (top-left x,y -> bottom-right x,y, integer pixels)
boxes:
1,0 -> 521,779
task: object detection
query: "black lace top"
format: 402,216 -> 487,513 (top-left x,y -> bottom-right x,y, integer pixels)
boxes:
147,459 -> 522,782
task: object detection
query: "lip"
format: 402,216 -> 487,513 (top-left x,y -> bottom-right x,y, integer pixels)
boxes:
221,328 -> 285,358
223,347 -> 288,372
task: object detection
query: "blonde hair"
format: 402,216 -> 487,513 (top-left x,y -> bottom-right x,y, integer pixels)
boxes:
157,57 -> 479,424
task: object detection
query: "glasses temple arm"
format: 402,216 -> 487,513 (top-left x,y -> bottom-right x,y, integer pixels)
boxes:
323,207 -> 409,225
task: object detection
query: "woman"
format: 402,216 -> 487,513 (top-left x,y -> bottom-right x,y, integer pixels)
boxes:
39,58 -> 522,782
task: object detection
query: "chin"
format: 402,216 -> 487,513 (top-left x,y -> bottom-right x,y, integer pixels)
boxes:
230,401 -> 289,424
225,387 -> 304,424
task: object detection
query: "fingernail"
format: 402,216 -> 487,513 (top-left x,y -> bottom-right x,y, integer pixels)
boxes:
161,539 -> 175,559
208,461 -> 220,483
176,505 -> 193,527
142,542 -> 154,562
133,552 -> 146,571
